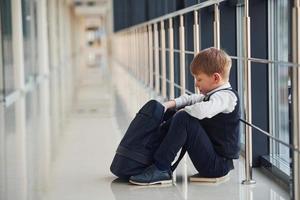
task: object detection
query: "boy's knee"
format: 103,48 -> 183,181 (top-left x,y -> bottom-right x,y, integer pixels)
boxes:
174,110 -> 202,128
174,110 -> 190,121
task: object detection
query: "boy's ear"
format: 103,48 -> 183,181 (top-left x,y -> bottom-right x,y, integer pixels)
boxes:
213,73 -> 221,82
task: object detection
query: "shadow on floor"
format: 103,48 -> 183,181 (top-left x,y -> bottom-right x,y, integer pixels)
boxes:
110,178 -> 184,200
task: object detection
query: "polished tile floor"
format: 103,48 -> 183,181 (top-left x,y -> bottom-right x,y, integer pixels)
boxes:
43,63 -> 290,200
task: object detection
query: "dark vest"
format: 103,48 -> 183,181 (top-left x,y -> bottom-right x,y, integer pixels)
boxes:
200,88 -> 241,159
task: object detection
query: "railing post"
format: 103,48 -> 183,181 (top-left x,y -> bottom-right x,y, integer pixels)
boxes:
193,10 -> 200,54
169,18 -> 175,99
131,30 -> 134,74
214,3 -> 220,49
193,10 -> 200,94
11,0 -> 27,197
179,14 -> 187,187
160,21 -> 167,98
134,29 -> 138,78
154,23 -> 160,95
179,15 -> 186,95
292,0 -> 300,199
137,28 -> 141,81
148,25 -> 154,89
139,28 -> 144,82
144,26 -> 149,86
129,31 -> 133,73
140,28 -> 144,83
124,33 -> 126,69
127,32 -> 130,69
242,0 -> 256,185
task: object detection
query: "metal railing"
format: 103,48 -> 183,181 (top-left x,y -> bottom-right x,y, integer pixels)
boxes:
113,0 -> 300,199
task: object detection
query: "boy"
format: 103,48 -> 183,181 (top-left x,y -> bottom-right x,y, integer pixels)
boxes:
129,47 -> 241,185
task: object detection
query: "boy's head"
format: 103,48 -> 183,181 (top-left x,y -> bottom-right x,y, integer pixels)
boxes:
190,47 -> 232,94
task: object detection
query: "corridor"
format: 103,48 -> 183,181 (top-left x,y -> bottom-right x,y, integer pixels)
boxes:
1,0 -> 299,199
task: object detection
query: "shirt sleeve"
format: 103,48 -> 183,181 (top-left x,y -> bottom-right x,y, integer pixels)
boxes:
183,90 -> 238,120
174,93 -> 205,109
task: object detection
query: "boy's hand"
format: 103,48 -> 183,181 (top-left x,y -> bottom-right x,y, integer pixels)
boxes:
163,100 -> 176,112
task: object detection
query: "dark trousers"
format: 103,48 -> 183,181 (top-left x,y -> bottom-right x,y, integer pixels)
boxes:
154,111 -> 233,178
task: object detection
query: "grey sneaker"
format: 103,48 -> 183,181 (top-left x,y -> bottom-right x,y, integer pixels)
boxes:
129,164 -> 172,186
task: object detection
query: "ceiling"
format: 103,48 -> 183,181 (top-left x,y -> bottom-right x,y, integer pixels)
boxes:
71,0 -> 109,16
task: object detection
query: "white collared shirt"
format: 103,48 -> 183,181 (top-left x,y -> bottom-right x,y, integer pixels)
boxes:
174,82 -> 238,120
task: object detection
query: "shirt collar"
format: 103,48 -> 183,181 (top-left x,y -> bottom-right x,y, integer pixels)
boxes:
206,82 -> 232,96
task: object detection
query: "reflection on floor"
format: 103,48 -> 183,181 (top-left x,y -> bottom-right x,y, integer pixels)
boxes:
43,62 -> 290,200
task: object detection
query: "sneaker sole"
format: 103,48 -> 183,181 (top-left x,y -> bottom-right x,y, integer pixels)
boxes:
189,174 -> 230,183
129,179 -> 173,186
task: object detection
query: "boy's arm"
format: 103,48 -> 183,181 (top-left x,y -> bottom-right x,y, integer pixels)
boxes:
163,93 -> 204,112
163,100 -> 176,111
183,91 -> 237,120
173,93 -> 204,109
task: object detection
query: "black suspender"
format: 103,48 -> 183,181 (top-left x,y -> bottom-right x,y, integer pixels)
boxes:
203,87 -> 233,101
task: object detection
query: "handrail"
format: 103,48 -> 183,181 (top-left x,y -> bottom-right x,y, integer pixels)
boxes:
156,47 -> 300,67
115,0 -> 227,33
231,56 -> 300,68
240,119 -> 300,153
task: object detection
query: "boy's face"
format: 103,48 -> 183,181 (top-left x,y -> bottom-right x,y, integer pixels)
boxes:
193,72 -> 221,95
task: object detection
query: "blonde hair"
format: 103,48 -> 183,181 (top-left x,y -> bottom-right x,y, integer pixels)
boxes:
190,47 -> 232,80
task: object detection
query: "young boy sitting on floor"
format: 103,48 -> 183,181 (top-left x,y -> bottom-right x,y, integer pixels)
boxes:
129,47 -> 241,185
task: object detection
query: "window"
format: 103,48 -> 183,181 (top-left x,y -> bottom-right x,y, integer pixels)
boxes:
0,0 -> 14,96
22,0 -> 38,83
0,11 -> 3,101
268,0 -> 291,175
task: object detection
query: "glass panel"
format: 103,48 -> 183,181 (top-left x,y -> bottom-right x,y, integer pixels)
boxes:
26,91 -> 35,123
0,11 -> 4,101
220,3 -> 238,57
185,54 -> 195,93
25,89 -> 40,199
47,0 -> 55,71
22,0 -> 38,83
0,101 -> 5,199
32,1 -> 38,74
0,0 -> 14,95
173,16 -> 180,97
166,50 -> 170,98
250,1 -> 268,60
200,6 -> 214,49
174,52 -> 180,97
49,70 -> 58,160
271,65 -> 290,174
3,104 -> 20,200
268,0 -> 291,166
185,12 -> 194,52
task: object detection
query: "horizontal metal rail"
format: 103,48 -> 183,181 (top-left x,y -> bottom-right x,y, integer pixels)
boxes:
153,47 -> 300,68
231,56 -> 300,68
240,119 -> 300,153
